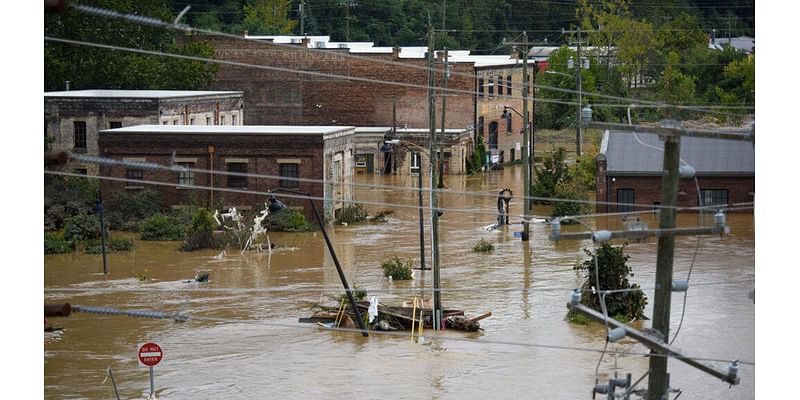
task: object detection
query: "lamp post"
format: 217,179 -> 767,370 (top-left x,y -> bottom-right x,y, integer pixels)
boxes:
267,189 -> 369,337
501,105 -> 533,240
385,139 -> 427,271
92,200 -> 108,275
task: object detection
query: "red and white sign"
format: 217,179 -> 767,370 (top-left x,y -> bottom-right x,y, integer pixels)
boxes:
138,342 -> 163,367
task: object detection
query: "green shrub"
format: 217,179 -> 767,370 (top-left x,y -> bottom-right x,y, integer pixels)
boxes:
551,181 -> 591,220
109,237 -> 134,251
570,243 -> 648,321
140,214 -> 185,241
262,210 -> 313,232
381,257 -> 413,280
473,238 -> 494,252
105,189 -> 162,231
336,204 -> 368,224
63,213 -> 102,243
181,208 -> 218,251
82,237 -> 134,254
45,232 -> 74,254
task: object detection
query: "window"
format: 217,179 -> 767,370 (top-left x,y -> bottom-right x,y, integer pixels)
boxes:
232,114 -> 237,125
279,163 -> 299,189
73,121 -> 86,149
189,117 -> 195,125
410,152 -> 421,175
488,78 -> 494,97
478,78 -> 484,99
488,122 -> 498,150
700,189 -> 728,208
206,116 -> 212,125
127,168 -> 143,181
617,189 -> 635,212
227,162 -> 247,188
506,112 -> 513,133
221,115 -> 226,125
162,120 -> 169,125
478,116 -> 485,137
178,162 -> 194,186
510,148 -> 515,162
109,121 -> 122,129
498,76 -> 504,96
506,75 -> 512,95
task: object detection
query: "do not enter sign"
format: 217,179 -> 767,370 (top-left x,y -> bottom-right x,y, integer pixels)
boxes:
138,342 -> 163,367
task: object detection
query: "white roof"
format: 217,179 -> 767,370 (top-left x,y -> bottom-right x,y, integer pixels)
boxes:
102,125 -> 355,135
44,90 -> 243,99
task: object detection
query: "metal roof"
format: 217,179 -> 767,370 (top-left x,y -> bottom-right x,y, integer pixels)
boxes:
44,90 -> 243,99
101,125 -> 355,136
602,130 -> 754,175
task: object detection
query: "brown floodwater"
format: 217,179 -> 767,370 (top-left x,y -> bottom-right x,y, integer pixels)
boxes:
44,165 -> 755,399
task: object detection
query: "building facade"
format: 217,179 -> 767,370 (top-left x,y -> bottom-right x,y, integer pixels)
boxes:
45,90 -> 244,174
98,125 -> 355,221
595,130 -> 755,213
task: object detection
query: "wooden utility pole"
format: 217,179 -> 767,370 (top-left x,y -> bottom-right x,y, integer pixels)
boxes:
300,0 -> 305,35
439,47 -> 448,189
426,21 -> 442,331
647,134 -> 681,400
503,33 -> 531,241
576,27 -> 583,157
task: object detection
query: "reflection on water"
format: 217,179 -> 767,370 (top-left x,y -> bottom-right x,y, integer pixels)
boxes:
45,165 -> 754,399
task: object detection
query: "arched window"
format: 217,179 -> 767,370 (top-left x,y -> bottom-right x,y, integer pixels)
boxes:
478,78 -> 484,99
488,78 -> 494,97
498,76 -> 504,96
507,75 -> 512,95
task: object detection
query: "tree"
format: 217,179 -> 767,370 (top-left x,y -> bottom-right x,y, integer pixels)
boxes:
45,0 -> 218,91
242,0 -> 297,34
569,243 -> 647,322
656,51 -> 696,116
532,147 -> 570,203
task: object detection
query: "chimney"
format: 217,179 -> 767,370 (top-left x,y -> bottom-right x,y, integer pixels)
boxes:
301,37 -> 310,48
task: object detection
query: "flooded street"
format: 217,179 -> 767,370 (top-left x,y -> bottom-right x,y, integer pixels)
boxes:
44,165 -> 755,399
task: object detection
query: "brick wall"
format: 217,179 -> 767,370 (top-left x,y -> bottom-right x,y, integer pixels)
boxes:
476,64 -> 533,163
98,132 -> 341,221
201,36 -> 474,129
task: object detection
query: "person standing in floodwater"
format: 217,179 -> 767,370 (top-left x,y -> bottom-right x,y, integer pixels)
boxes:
497,189 -> 513,226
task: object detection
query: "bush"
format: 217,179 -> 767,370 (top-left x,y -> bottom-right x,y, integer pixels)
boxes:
569,243 -> 647,321
473,238 -> 494,252
551,181 -> 591,220
140,214 -> 186,241
262,210 -> 314,232
532,147 -> 570,203
181,208 -> 218,251
45,232 -> 74,254
381,257 -> 413,280
336,204 -> 368,224
370,209 -> 395,223
63,213 -> 102,243
82,237 -> 135,254
104,189 -> 162,231
44,176 -> 98,230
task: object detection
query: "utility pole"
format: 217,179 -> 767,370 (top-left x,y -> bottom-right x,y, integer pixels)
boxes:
439,47 -> 448,189
300,0 -> 305,35
427,20 -> 442,331
647,133 -> 681,400
504,32 -> 531,241
576,27 -> 583,157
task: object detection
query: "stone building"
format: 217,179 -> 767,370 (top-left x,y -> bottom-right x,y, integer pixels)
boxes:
353,127 -> 472,177
45,90 -> 244,174
98,125 -> 354,221
595,130 -> 754,213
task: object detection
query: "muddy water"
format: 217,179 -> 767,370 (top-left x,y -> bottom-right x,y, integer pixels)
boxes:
44,165 -> 754,399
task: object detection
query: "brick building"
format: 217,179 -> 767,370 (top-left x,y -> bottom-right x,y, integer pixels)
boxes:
98,125 -> 355,221
595,130 -> 755,213
201,35 -> 475,130
45,90 -> 244,174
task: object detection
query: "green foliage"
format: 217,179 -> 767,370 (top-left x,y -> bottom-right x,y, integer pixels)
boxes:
45,0 -> 218,91
469,136 -> 488,173
656,52 -> 696,117
336,204 -> 368,224
571,243 -> 647,321
532,147 -> 570,203
45,233 -> 74,254
44,176 -> 99,230
140,214 -> 186,241
381,257 -> 413,280
82,237 -> 135,254
242,0 -> 297,34
569,145 -> 597,193
181,208 -> 221,251
552,180 -> 591,220
104,189 -> 162,231
262,210 -> 314,232
64,213 -> 102,243
473,238 -> 494,252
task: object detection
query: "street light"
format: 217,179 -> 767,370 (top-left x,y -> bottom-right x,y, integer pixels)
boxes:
501,105 -> 534,240
267,188 -> 369,337
384,139 -> 427,271
92,200 -> 108,275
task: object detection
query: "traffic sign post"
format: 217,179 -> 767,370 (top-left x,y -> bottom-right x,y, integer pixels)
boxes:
138,342 -> 163,398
